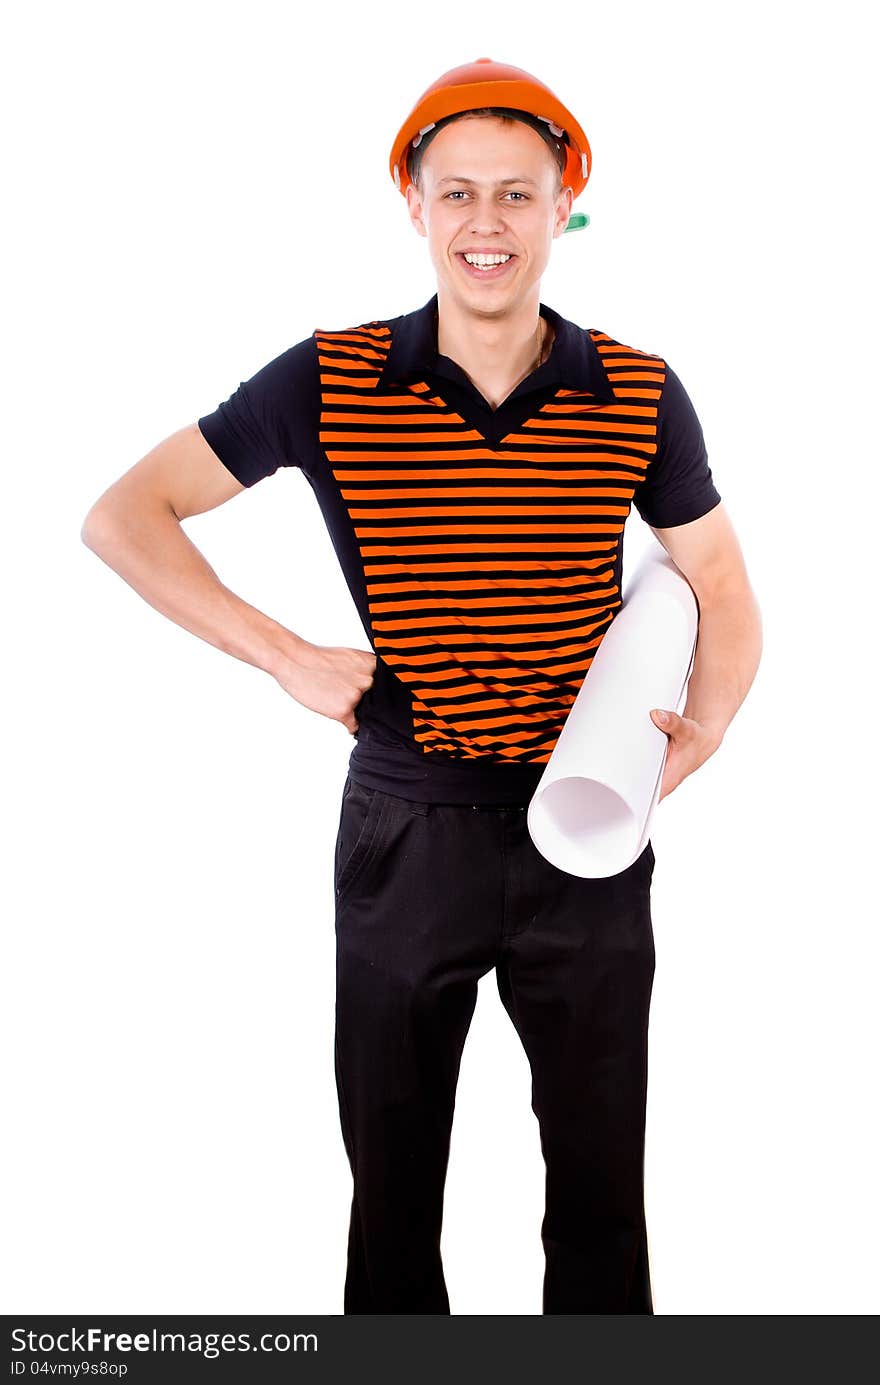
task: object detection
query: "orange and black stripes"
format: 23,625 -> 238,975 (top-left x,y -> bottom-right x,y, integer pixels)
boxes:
315,322 -> 666,765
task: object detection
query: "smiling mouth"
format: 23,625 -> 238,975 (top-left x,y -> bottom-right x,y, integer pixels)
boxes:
455,253 -> 518,278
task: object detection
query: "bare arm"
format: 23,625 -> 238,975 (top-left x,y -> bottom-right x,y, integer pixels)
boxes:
651,504 -> 763,736
645,503 -> 763,799
80,423 -> 375,732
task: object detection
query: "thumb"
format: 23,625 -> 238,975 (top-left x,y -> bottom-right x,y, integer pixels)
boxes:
651,707 -> 677,731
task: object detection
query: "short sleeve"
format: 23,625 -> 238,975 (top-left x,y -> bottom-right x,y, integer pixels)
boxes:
197,335 -> 318,488
633,362 -> 722,528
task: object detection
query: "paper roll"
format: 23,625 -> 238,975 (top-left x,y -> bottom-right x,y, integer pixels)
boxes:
527,546 -> 699,879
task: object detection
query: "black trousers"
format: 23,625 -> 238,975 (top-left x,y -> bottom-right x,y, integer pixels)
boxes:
332,772 -> 656,1315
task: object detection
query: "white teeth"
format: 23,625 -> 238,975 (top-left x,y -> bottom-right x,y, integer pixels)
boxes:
463,252 -> 511,266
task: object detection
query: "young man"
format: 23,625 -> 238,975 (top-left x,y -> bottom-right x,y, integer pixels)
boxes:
81,58 -> 762,1314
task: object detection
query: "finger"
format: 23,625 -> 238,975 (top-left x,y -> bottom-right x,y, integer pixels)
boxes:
650,708 -> 678,732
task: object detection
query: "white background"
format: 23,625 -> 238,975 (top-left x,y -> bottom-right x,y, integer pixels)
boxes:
3,0 -> 877,1315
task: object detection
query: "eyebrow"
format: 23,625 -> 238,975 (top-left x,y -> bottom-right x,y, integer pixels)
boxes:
435,176 -> 540,187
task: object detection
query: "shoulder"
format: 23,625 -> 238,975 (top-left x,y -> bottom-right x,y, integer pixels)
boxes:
232,332 -> 321,399
313,311 -> 404,341
312,311 -> 407,380
586,327 -> 700,403
584,326 -> 705,435
583,327 -> 668,406
587,326 -> 666,369
587,325 -> 662,356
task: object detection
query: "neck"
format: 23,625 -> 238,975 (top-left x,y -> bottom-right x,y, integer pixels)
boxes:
434,288 -> 552,409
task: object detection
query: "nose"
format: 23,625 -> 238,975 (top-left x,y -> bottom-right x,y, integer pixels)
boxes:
467,197 -> 510,236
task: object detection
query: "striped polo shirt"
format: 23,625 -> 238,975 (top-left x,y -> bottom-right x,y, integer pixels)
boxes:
198,293 -> 721,804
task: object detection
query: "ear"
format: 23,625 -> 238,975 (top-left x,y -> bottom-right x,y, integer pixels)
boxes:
554,184 -> 574,237
405,183 -> 428,239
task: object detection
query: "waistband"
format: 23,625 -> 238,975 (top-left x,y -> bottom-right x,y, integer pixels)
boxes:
349,725 -> 546,807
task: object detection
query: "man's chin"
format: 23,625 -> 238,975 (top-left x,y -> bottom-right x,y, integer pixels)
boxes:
441,272 -> 533,316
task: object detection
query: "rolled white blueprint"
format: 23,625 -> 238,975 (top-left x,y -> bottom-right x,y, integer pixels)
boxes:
527,545 -> 699,879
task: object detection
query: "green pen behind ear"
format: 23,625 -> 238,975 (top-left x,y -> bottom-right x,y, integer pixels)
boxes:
563,213 -> 590,233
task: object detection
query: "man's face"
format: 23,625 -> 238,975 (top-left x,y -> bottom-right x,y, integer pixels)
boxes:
405,116 -> 573,316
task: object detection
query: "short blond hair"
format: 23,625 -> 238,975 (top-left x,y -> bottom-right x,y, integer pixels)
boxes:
408,108 -> 566,197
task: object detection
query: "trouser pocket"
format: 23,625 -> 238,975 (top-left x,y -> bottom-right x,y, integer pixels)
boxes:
335,775 -> 393,909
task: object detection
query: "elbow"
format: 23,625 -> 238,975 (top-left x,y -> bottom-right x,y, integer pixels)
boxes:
81,500 -> 124,555
80,503 -> 108,552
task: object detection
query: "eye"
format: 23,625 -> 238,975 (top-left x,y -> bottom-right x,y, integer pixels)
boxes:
443,190 -> 530,201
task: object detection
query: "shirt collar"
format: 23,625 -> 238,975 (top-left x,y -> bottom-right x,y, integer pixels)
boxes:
378,292 -> 616,402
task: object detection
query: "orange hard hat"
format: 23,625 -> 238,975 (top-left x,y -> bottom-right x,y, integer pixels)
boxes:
389,57 -> 593,200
